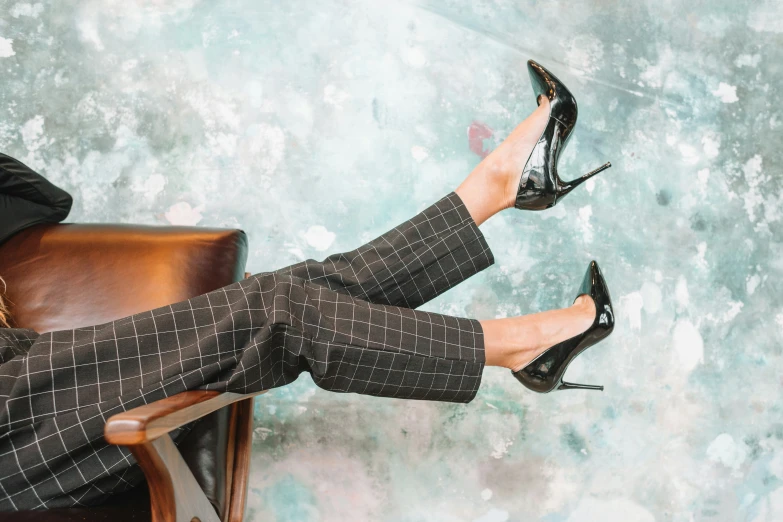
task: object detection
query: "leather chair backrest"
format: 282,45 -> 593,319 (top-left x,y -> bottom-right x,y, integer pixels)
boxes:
0,222 -> 248,517
0,223 -> 247,333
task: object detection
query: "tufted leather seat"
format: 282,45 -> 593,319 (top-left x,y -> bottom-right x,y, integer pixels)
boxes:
0,223 -> 253,521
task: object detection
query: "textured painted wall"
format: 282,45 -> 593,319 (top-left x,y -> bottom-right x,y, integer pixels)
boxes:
1,0 -> 781,520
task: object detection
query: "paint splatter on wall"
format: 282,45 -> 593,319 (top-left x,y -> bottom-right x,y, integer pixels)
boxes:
1,0 -> 782,520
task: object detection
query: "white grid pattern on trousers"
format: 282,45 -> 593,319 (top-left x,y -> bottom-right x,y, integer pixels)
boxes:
0,191 -> 495,511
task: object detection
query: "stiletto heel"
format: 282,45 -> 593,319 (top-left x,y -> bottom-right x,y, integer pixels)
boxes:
558,381 -> 604,391
512,261 -> 614,394
515,60 -> 612,211
558,162 -> 612,197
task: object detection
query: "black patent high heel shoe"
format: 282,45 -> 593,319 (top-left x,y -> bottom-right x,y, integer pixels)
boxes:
514,60 -> 612,211
512,261 -> 614,393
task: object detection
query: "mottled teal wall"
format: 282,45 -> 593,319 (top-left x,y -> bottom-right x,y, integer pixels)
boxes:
1,1 -> 781,520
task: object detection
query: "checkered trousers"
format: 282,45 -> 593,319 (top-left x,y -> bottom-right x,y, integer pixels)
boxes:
0,191 -> 495,511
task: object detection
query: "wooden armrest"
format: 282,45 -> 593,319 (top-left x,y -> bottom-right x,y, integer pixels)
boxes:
104,389 -> 266,445
103,390 -> 264,522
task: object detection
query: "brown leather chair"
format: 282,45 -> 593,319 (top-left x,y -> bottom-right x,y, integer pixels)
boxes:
0,223 -> 265,522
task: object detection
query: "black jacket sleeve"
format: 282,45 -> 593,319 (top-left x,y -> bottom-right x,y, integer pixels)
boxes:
0,153 -> 73,245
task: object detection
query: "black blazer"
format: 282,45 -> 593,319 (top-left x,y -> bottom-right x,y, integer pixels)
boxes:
0,153 -> 73,245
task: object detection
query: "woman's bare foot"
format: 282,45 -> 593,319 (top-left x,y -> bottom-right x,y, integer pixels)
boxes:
455,96 -> 550,226
481,293 -> 595,372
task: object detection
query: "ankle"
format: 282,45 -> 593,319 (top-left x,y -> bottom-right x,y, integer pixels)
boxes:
507,327 -> 544,373
477,160 -> 516,211
455,164 -> 509,225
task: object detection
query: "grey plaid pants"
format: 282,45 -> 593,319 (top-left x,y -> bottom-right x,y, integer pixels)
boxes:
0,191 -> 495,510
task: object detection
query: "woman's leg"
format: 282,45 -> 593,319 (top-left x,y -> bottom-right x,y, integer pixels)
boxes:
273,191 -> 494,309
0,261 -> 591,510
273,98 -> 552,307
